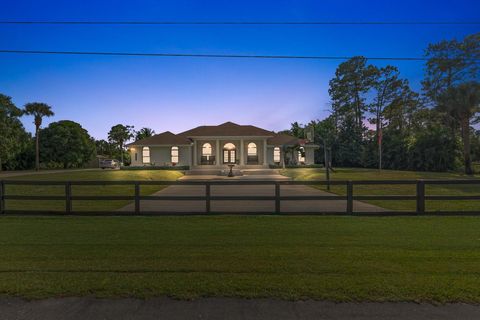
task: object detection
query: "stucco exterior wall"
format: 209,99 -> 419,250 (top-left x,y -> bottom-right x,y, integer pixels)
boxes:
128,142 -> 316,167
129,146 -> 191,167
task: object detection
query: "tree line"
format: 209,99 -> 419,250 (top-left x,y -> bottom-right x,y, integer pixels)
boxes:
285,33 -> 479,174
1,33 -> 478,172
0,98 -> 155,170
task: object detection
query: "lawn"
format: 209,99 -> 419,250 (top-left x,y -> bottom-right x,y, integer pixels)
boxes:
281,168 -> 480,212
0,216 -> 479,302
1,169 -> 183,212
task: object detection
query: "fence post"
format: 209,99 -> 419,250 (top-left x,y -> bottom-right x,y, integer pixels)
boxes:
416,180 -> 425,214
275,182 -> 281,214
65,181 -> 72,214
134,182 -> 140,214
346,181 -> 353,214
205,182 -> 211,213
0,180 -> 4,214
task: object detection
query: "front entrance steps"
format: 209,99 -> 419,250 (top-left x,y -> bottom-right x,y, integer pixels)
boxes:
185,167 -> 279,176
186,169 -> 222,176
241,169 -> 281,175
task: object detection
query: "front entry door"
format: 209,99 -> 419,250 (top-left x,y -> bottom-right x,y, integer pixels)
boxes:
223,149 -> 236,164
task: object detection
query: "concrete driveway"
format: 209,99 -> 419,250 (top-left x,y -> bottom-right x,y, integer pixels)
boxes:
120,175 -> 384,214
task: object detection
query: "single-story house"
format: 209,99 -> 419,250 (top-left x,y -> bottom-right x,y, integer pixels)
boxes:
127,122 -> 318,168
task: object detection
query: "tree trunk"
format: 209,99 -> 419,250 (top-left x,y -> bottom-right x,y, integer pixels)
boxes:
0,156 -> 2,172
35,126 -> 40,171
461,118 -> 473,175
378,124 -> 382,171
120,142 -> 124,165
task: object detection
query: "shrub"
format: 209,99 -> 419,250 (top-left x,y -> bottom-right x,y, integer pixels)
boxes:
121,165 -> 189,171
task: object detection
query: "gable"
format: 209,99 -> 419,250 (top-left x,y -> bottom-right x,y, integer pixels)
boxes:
178,121 -> 274,137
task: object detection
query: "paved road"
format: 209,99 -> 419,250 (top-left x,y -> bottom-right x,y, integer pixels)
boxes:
1,297 -> 479,320
120,175 -> 384,214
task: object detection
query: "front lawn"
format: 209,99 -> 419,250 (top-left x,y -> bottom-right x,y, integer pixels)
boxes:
0,216 -> 479,302
281,168 -> 480,212
2,170 -> 183,212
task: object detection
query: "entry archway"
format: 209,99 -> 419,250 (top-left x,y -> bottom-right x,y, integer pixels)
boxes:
223,143 -> 236,164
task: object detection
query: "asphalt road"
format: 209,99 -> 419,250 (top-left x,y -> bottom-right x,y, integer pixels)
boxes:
1,297 -> 479,320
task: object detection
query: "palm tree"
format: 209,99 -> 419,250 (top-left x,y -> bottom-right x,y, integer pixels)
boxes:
23,102 -> 54,171
437,82 -> 480,175
135,127 -> 155,141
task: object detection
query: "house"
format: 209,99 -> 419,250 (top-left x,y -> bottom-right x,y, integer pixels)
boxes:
127,122 -> 317,168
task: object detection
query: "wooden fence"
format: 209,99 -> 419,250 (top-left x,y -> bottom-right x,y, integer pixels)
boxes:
0,179 -> 479,215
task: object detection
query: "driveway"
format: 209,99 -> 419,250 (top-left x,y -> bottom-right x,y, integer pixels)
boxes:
120,175 -> 384,214
1,297 -> 478,320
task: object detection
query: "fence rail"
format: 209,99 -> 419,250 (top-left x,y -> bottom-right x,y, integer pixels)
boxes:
0,179 -> 479,216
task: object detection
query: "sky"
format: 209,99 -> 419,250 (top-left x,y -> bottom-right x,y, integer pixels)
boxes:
0,0 -> 479,140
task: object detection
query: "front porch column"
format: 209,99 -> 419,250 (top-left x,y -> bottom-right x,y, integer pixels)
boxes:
240,139 -> 244,165
216,140 -> 220,165
193,140 -> 197,166
263,139 -> 267,165
189,144 -> 193,167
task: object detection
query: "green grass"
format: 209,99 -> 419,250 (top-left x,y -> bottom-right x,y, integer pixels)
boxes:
0,216 -> 479,302
2,170 -> 183,211
281,168 -> 480,212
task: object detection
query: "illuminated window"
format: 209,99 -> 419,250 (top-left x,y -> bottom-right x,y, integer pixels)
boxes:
298,147 -> 305,163
202,143 -> 212,156
142,147 -> 150,164
273,147 -> 281,163
223,143 -> 236,164
171,146 -> 179,164
224,143 -> 235,150
247,142 -> 257,156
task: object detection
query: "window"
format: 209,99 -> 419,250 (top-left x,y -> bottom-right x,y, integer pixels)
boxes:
223,143 -> 236,164
171,146 -> 179,164
247,142 -> 257,156
135,153 -> 138,161
142,147 -> 150,164
298,147 -> 305,163
224,143 -> 235,150
202,143 -> 212,156
273,147 -> 281,163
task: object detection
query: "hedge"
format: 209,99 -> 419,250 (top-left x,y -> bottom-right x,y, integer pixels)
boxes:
121,165 -> 190,171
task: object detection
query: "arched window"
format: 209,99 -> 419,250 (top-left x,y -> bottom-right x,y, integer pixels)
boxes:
298,147 -> 305,163
273,147 -> 281,163
223,143 -> 236,164
142,147 -> 150,164
202,143 -> 212,156
171,146 -> 179,164
224,143 -> 235,150
247,142 -> 257,156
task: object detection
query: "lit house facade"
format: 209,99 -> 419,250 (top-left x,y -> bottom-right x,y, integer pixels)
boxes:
127,122 -> 317,168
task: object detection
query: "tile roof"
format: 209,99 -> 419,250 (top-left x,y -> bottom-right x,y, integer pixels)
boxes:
127,131 -> 192,146
178,121 -> 274,137
127,122 -> 318,147
266,133 -> 301,146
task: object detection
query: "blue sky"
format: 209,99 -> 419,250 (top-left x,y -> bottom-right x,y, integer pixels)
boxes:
1,0 -> 479,139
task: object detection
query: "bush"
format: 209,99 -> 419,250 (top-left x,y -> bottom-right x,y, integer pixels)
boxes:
269,164 -> 324,169
121,165 -> 190,171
